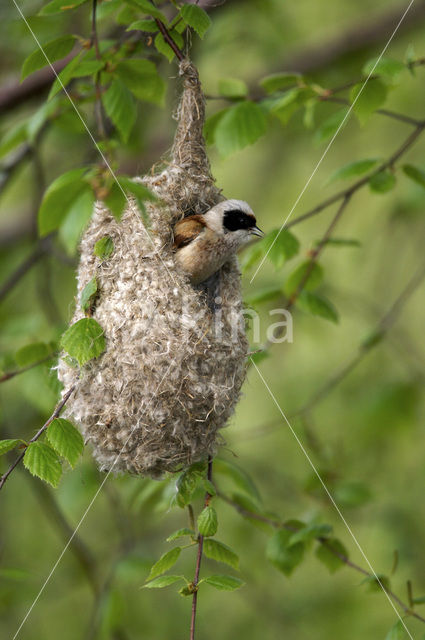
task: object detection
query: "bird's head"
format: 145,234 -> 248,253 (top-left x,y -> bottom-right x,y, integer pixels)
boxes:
202,199 -> 263,247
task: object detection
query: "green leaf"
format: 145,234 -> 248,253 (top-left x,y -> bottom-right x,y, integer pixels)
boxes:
218,78 -> 248,99
143,575 -> 183,589
315,538 -> 348,573
361,574 -> 391,593
326,158 -> 380,184
197,506 -> 218,537
127,19 -> 158,32
21,36 -> 76,81
103,78 -> 137,143
266,529 -> 305,576
297,291 -> 339,323
180,4 -> 211,38
0,439 -> 22,456
334,481 -> 371,507
38,168 -> 90,236
369,170 -> 396,193
146,547 -> 181,581
203,575 -> 244,591
176,462 -> 206,507
47,418 -> 84,468
94,236 -> 114,261
154,31 -> 184,63
80,277 -> 98,314
350,80 -> 388,125
204,108 -> 228,146
104,182 -> 127,220
60,318 -> 106,366
127,0 -> 166,20
214,101 -> 267,157
48,56 -> 104,100
23,442 -> 62,487
267,88 -> 314,126
202,478 -> 216,496
402,164 -> 425,189
288,523 -> 332,546
260,72 -> 303,94
203,539 -> 239,570
362,57 -> 405,83
0,121 -> 28,159
115,59 -> 165,105
284,261 -> 323,298
15,342 -> 51,367
214,458 -> 262,504
385,620 -> 407,640
166,528 -> 195,542
264,228 -> 300,269
59,187 -> 95,255
39,0 -> 88,15
314,108 -> 348,145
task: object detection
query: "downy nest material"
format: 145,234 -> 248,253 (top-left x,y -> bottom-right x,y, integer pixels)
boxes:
58,60 -> 248,477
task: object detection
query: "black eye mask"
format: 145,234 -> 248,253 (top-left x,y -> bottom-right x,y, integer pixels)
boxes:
223,209 -> 256,232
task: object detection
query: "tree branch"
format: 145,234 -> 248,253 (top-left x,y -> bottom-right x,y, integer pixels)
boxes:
219,491 -> 425,625
155,18 -> 185,62
0,385 -> 76,491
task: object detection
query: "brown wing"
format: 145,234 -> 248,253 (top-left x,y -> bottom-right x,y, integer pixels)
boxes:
173,215 -> 206,250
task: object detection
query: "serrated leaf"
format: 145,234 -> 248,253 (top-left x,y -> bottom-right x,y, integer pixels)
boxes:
38,168 -> 90,236
266,529 -> 305,576
315,538 -> 348,573
264,228 -> 300,269
327,158 -> 380,184
143,575 -> 183,589
146,547 -> 181,581
297,291 -> 339,323
203,539 -> 239,570
214,101 -> 267,157
166,528 -> 195,542
59,187 -> 95,255
204,108 -> 228,146
202,478 -> 216,496
103,78 -> 137,143
103,182 -> 127,220
0,439 -> 22,456
314,108 -> 348,145
260,72 -> 302,94
23,442 -> 62,487
21,36 -> 76,81
218,77 -> 248,99
94,236 -> 114,261
402,164 -> 425,189
154,31 -> 184,62
47,418 -> 84,467
198,506 -> 218,537
15,342 -> 50,367
116,59 -> 165,105
362,57 -> 405,82
39,0 -> 88,15
350,80 -> 388,126
180,4 -> 211,38
214,459 -> 262,504
284,261 -> 323,298
176,461 -> 206,507
267,88 -> 314,126
203,575 -> 244,591
369,170 -> 396,193
48,56 -> 104,100
80,277 -> 98,314
60,318 -> 106,366
127,19 -> 157,32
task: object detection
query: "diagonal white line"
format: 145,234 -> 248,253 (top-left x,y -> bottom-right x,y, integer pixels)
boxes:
11,361 -> 174,640
250,358 -> 414,639
11,0 -> 178,285
250,0 -> 416,284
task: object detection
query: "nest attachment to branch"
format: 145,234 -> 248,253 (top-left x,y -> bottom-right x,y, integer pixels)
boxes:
58,60 -> 248,477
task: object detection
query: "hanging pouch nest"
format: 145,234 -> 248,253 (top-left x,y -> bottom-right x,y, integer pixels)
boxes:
58,61 -> 248,477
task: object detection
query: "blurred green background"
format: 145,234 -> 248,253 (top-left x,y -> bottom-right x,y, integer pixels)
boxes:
1,1 -> 425,639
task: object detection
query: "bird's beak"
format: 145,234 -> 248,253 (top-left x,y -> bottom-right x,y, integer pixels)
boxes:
250,225 -> 264,238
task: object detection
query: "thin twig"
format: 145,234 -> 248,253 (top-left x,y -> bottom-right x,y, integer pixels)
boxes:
286,120 -> 425,230
293,261 -> 425,416
0,385 -> 76,491
91,0 -> 107,139
319,94 -> 422,126
155,19 -> 185,61
0,352 -> 58,383
218,492 -> 425,625
190,457 -> 213,640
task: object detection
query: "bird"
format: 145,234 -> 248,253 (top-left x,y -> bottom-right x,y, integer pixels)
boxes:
173,199 -> 263,285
